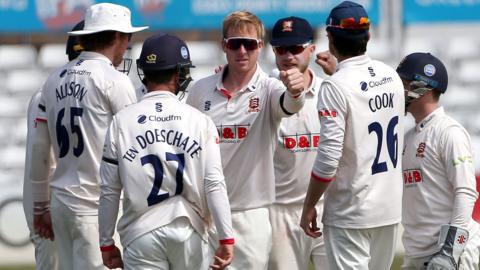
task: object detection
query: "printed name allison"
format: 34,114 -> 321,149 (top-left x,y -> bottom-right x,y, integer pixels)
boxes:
122,128 -> 203,162
56,81 -> 88,102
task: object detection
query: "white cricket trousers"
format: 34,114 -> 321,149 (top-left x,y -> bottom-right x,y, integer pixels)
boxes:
123,217 -> 210,270
268,204 -> 328,270
209,207 -> 272,270
29,232 -> 59,270
323,223 -> 399,270
50,193 -> 106,270
402,229 -> 480,270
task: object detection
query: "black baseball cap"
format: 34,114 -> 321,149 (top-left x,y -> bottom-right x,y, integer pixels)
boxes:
270,16 -> 314,47
137,33 -> 194,71
396,52 -> 448,93
326,1 -> 370,39
66,20 -> 85,61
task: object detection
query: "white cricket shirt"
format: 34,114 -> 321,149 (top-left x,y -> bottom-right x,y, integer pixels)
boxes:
402,107 -> 479,258
273,69 -> 323,205
186,64 -> 305,210
36,51 -> 137,214
312,54 -> 405,228
23,91 -> 56,227
98,91 -> 233,247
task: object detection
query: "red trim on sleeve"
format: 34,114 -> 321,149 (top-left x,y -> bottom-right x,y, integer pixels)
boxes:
100,244 -> 115,252
219,238 -> 235,245
311,172 -> 334,183
36,118 -> 47,123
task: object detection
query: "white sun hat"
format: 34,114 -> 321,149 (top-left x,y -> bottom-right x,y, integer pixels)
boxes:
68,3 -> 148,36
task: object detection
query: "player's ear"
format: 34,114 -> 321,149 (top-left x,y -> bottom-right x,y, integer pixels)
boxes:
221,39 -> 227,53
114,32 -> 122,41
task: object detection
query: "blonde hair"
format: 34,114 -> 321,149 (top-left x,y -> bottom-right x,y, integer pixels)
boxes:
222,10 -> 265,40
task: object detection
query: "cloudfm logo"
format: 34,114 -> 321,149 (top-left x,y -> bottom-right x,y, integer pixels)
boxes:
138,115 -> 147,124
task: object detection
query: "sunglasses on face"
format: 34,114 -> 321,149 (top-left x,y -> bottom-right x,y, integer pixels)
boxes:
273,42 -> 311,55
224,37 -> 261,51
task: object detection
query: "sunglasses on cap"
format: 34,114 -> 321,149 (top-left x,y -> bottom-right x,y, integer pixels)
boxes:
327,17 -> 370,30
224,37 -> 261,51
273,42 -> 312,56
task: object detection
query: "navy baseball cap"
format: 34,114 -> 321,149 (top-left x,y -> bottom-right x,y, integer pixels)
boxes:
326,1 -> 370,39
137,33 -> 194,71
396,52 -> 448,93
270,16 -> 314,47
66,20 -> 85,61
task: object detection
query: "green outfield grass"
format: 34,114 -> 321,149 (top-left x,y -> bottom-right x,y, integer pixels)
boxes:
0,256 -> 403,270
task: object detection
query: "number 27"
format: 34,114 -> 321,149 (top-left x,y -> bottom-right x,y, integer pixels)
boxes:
141,153 -> 185,206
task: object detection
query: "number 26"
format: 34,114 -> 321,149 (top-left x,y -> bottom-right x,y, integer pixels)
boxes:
368,116 -> 399,175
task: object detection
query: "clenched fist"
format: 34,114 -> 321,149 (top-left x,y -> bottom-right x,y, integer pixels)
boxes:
280,67 -> 304,97
315,50 -> 337,76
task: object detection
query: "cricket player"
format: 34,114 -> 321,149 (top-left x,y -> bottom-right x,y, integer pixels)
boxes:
267,16 -> 335,270
29,3 -> 147,269
24,92 -> 59,270
22,20 -> 85,270
186,10 -> 305,269
98,33 -> 234,270
300,2 -> 405,269
398,53 -> 480,270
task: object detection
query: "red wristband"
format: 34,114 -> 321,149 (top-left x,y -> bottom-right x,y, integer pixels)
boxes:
311,172 -> 334,183
100,244 -> 115,252
219,238 -> 235,245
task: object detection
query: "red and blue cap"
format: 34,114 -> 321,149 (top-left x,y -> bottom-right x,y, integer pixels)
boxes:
326,1 -> 370,39
270,16 -> 314,47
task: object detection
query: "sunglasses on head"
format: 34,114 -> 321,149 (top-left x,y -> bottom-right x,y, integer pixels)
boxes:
273,42 -> 312,55
327,17 -> 370,30
224,37 -> 261,51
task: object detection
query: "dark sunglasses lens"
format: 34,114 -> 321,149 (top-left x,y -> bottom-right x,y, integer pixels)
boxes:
226,39 -> 241,50
274,47 -> 288,55
275,45 -> 306,55
242,39 -> 259,50
226,39 -> 258,50
289,46 -> 305,54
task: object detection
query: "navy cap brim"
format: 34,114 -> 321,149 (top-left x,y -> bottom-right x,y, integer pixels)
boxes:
270,36 -> 312,47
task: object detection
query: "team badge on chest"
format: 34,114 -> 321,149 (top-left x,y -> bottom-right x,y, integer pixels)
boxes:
248,96 -> 260,113
416,142 -> 426,158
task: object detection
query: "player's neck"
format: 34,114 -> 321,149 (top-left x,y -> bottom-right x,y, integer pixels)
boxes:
303,68 -> 313,90
222,64 -> 257,93
93,47 -> 116,66
146,81 -> 176,94
411,102 -> 440,124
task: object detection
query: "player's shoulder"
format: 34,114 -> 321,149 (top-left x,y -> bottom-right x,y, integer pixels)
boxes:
44,61 -> 73,84
182,101 -> 211,120
27,90 -> 43,112
371,58 -> 395,71
190,73 -> 219,93
404,126 -> 416,139
436,113 -> 469,137
262,74 -> 284,90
